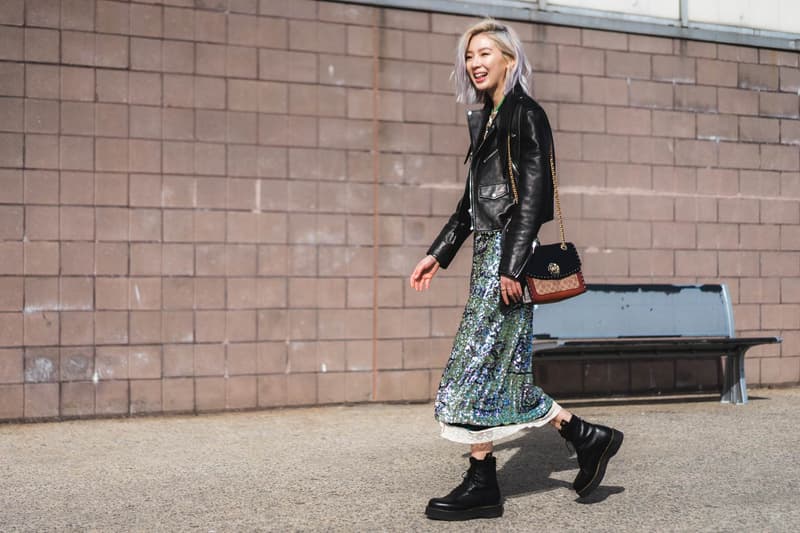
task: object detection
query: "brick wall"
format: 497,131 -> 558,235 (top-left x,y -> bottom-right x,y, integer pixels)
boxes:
0,0 -> 798,421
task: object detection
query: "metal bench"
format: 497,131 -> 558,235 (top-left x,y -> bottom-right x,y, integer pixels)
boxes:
531,284 -> 782,404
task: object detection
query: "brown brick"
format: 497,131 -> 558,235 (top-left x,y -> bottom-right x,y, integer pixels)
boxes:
0,0 -> 23,25
781,119 -> 800,146
718,251 -> 759,277
697,114 -> 738,141
606,107 -> 650,135
674,85 -> 716,112
739,63 -> 779,91
0,384 -> 22,418
580,28 -> 627,50
760,357 -> 800,384
0,277 -> 22,313
61,242 -> 94,275
60,30 -> 94,66
129,379 -> 161,414
718,44 -> 758,63
0,241 -> 23,275
684,41 -> 717,59
675,250 -> 717,277
580,133 -> 628,163
696,58 -> 737,87
96,34 -> 129,69
629,137 -> 674,165
532,73 -> 580,103
24,382 -> 59,418
652,221 -> 696,249
0,62 -> 24,97
59,346 -> 93,381
697,223 -> 738,250
58,311 -> 92,346
652,110 -> 695,138
653,55 -> 695,83
760,50 -> 798,67
629,194 -> 673,221
292,19 -> 345,54
163,6 -> 192,39
780,67 -> 800,93
25,27 -> 59,63
555,103 -> 601,133
761,144 -> 799,172
556,45 -> 603,76
58,380 -> 93,416
162,40 -> 193,73
739,170 -> 781,196
761,305 -> 800,330
0,132 -> 23,167
95,311 -> 128,345
782,172 -> 800,197
719,198 -> 759,222
718,142 -> 760,170
760,199 -> 799,224
226,375 -> 257,409
24,99 -> 58,134
0,169 -> 22,203
675,139 -> 717,167
25,65 -> 59,99
740,277 -> 781,304
718,88 -> 758,115
0,25 -> 22,61
162,377 -> 194,413
580,76 -> 628,105
760,92 -> 799,119
0,348 -> 22,384
523,41 -> 558,72
629,80 -> 672,109
24,241 -> 59,275
257,374 -> 287,407
740,224 -> 780,251
95,277 -> 127,311
605,51 -> 652,80
761,251 -> 800,277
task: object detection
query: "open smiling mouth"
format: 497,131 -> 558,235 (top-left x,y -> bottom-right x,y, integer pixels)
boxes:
473,72 -> 488,83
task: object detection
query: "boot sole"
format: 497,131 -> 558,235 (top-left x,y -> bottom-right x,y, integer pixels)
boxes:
425,504 -> 504,521
575,429 -> 623,498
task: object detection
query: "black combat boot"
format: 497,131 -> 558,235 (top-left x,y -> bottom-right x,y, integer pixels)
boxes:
425,453 -> 503,521
559,416 -> 623,497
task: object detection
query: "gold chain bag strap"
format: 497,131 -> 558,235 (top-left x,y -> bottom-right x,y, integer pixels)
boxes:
507,129 -> 586,304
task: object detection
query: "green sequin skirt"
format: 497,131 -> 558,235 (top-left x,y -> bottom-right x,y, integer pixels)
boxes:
434,231 -> 556,442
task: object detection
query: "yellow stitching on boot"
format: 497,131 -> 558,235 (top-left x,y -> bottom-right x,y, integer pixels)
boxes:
579,430 -> 619,494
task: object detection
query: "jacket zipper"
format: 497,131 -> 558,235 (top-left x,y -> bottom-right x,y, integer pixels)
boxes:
468,164 -> 476,231
482,148 -> 499,163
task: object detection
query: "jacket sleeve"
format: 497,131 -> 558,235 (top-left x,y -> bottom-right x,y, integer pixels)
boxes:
426,178 -> 473,269
499,107 -> 553,279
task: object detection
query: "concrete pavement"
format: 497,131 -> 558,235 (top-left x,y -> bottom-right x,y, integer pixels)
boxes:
1,388 -> 799,532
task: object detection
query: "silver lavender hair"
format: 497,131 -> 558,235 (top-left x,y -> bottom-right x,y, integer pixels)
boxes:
454,19 -> 532,104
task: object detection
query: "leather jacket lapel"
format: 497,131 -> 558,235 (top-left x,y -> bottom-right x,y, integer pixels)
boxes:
466,106 -> 489,156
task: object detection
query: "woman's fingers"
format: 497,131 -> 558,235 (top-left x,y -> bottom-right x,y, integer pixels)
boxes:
410,257 -> 439,291
500,276 -> 523,304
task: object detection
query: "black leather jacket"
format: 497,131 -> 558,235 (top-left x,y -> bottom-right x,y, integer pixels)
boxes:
427,84 -> 555,279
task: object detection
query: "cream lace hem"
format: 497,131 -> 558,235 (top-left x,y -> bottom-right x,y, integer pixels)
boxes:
438,401 -> 561,444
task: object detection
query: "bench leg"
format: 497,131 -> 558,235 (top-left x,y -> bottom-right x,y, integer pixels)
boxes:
721,348 -> 748,405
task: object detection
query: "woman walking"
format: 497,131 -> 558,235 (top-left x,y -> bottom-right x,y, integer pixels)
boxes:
410,19 -> 623,521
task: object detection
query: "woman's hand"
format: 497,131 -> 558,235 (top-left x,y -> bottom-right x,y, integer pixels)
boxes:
410,255 -> 440,291
500,275 -> 523,305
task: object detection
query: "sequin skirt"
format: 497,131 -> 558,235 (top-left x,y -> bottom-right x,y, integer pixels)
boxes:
434,231 -> 557,443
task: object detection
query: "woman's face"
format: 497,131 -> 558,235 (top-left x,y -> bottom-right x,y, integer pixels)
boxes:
465,33 -> 511,96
